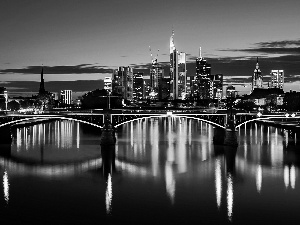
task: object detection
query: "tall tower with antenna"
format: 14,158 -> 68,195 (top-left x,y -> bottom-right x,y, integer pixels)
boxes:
169,28 -> 179,99
193,47 -> 212,101
149,46 -> 163,99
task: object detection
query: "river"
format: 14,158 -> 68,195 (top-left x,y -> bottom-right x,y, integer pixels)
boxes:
0,117 -> 299,224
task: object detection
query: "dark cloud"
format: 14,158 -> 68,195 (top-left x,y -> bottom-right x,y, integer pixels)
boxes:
5,80 -> 104,94
219,39 -> 300,55
222,47 -> 300,55
257,40 -> 300,48
188,56 -> 197,61
0,64 -> 112,74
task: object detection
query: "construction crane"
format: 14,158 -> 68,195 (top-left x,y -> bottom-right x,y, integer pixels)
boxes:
149,46 -> 159,64
149,46 -> 153,62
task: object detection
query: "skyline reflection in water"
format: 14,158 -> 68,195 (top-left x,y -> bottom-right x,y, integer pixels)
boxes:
0,118 -> 300,224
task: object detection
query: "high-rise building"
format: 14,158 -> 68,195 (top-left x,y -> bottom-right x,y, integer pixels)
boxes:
252,57 -> 263,91
169,29 -> 178,100
160,77 -> 171,100
112,66 -> 133,100
169,30 -> 187,100
143,79 -> 151,99
196,48 -> 211,77
192,47 -> 212,101
150,58 -> 164,99
126,67 -> 133,100
60,90 -> 72,105
133,72 -> 144,100
104,77 -> 112,93
209,74 -> 223,100
270,70 -> 284,89
178,52 -> 187,99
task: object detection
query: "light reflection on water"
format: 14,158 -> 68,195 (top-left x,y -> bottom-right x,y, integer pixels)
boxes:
0,118 -> 299,224
3,170 -> 9,205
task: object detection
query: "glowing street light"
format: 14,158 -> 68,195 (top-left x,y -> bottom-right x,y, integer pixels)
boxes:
167,112 -> 173,117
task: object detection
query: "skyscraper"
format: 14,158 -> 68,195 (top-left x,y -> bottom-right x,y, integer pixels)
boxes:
192,47 -> 211,101
252,57 -> 263,91
133,72 -> 144,100
60,90 -> 72,105
169,29 -> 178,100
178,52 -> 187,99
169,30 -> 186,100
270,70 -> 284,89
112,66 -> 133,100
209,74 -> 223,100
150,58 -> 164,100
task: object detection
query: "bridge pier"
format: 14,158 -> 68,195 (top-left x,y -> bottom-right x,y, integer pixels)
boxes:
224,119 -> 238,147
0,126 -> 12,145
224,130 -> 238,147
213,128 -> 225,145
213,119 -> 238,146
100,112 -> 116,146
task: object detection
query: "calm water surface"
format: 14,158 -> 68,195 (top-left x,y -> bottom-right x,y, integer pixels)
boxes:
0,118 -> 300,224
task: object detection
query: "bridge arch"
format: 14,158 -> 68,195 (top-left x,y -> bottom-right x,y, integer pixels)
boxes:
235,115 -> 300,129
114,114 -> 226,129
0,116 -> 103,129
114,114 -> 167,128
60,117 -> 103,129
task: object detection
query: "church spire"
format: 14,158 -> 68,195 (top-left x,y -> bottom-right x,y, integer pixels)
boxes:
39,66 -> 46,94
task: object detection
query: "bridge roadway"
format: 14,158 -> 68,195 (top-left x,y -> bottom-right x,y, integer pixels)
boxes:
0,110 -> 254,129
0,110 -> 299,131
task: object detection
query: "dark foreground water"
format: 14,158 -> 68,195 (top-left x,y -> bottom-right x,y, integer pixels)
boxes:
0,117 -> 300,224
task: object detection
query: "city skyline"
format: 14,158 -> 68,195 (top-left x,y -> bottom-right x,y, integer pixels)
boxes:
1,0 -> 300,96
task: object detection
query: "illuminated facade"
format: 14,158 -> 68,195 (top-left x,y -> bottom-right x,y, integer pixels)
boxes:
192,48 -> 212,101
178,52 -> 187,99
112,66 -> 133,100
104,77 -> 112,93
209,74 -> 223,100
143,80 -> 152,99
270,70 -> 284,89
60,90 -> 72,105
169,30 -> 186,100
133,72 -> 144,100
252,57 -> 263,91
150,59 -> 164,100
170,29 -> 178,100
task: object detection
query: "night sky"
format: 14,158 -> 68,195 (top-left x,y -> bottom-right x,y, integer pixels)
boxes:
1,0 -> 300,97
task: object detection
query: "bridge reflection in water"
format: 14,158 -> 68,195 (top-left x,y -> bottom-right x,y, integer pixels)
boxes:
0,118 -> 299,223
